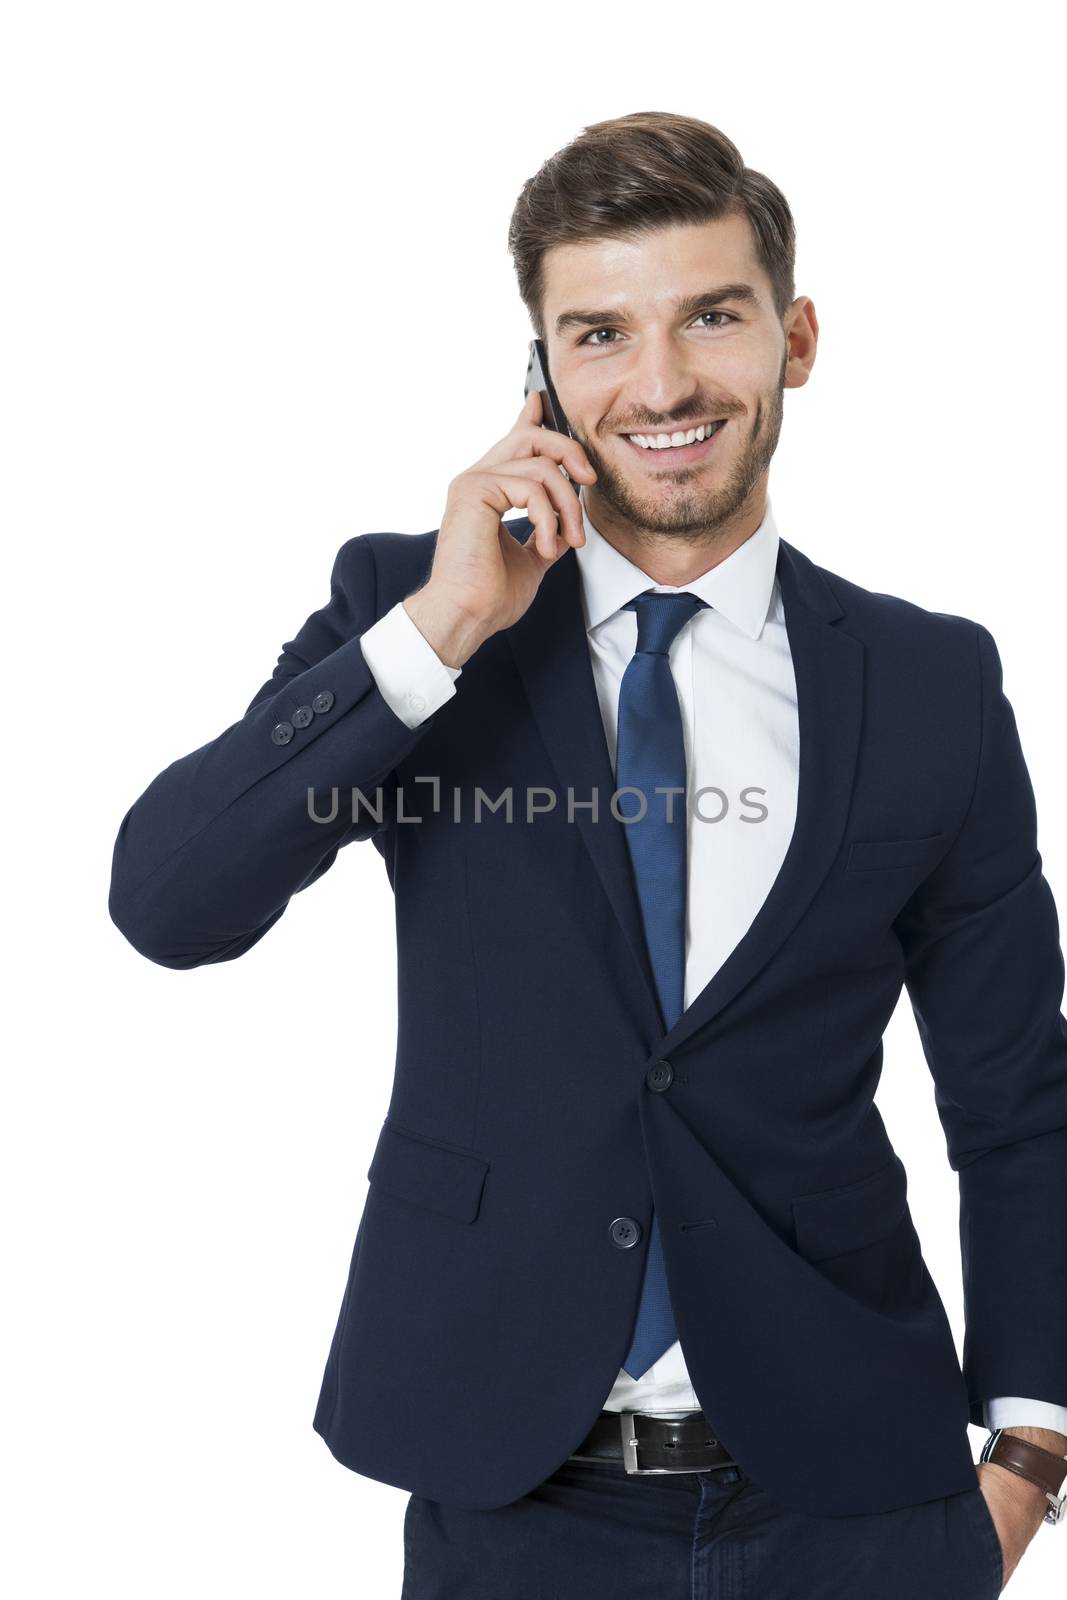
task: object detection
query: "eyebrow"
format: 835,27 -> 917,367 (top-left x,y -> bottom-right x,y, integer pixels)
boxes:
554,283 -> 760,338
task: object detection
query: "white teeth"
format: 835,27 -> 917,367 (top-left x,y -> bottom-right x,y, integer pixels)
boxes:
626,421 -> 722,450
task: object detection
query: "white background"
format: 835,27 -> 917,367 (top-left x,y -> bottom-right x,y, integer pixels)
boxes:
3,1 -> 1064,1594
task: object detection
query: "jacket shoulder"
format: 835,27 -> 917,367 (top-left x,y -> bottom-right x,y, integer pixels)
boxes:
330,527 -> 440,616
812,553 -> 983,649
335,519 -> 532,615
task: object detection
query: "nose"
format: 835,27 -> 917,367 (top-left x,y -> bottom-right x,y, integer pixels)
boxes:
622,334 -> 706,430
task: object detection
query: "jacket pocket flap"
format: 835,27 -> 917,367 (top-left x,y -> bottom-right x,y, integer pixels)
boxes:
791,1154 -> 908,1261
846,833 -> 946,872
368,1119 -> 489,1224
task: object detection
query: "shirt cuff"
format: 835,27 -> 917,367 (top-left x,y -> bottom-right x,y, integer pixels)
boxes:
358,599 -> 461,729
983,1396 -> 1067,1435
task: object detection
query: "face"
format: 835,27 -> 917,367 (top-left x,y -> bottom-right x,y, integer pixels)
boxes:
541,216 -> 818,542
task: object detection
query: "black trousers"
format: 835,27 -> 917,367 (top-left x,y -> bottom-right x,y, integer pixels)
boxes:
400,1453 -> 1004,1599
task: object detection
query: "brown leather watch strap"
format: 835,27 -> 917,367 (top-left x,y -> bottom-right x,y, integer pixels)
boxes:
980,1429 -> 1067,1525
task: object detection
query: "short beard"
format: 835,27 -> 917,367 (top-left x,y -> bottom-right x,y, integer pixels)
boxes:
576,348 -> 787,544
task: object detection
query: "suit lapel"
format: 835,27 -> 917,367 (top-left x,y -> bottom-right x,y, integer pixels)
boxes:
504,521 -> 866,1057
659,538 -> 865,1056
505,531 -> 666,1040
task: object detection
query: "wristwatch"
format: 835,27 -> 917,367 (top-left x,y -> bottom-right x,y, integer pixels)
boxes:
979,1429 -> 1067,1525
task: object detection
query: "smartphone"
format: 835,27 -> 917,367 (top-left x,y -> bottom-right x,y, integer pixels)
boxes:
524,337 -> 577,485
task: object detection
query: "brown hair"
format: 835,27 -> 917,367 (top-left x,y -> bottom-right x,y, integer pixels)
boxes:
507,111 -> 796,342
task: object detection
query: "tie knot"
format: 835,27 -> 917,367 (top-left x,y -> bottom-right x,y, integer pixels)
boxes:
624,588 -> 708,655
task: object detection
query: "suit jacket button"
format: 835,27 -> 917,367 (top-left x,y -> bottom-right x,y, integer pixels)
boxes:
645,1059 -> 674,1092
292,705 -> 314,728
609,1216 -> 643,1249
312,690 -> 335,714
271,721 -> 294,745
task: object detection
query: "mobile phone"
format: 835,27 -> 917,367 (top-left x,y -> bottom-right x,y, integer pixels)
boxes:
524,338 -> 577,485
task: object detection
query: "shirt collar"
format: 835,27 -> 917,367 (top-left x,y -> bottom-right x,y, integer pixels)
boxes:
574,490 -> 780,641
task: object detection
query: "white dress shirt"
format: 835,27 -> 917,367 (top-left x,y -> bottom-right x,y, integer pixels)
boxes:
357,492 -> 1067,1438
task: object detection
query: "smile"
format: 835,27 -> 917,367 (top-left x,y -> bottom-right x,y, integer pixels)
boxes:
622,419 -> 728,466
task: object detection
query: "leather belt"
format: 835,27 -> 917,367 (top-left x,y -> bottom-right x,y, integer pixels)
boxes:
568,1410 -> 738,1476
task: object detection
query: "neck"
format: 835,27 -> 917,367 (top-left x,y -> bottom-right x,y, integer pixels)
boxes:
580,487 -> 767,588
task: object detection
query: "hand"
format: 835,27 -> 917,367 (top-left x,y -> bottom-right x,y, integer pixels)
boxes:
403,388 -> 597,668
977,1459 -> 1050,1588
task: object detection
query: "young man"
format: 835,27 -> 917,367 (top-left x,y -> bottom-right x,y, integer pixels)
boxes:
110,111 -> 1066,1595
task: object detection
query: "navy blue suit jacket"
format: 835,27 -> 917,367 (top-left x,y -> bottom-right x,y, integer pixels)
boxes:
109,521 -> 1067,1516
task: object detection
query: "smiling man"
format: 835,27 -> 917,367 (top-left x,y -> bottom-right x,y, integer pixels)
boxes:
548,229 -> 791,569
109,111 -> 1067,1596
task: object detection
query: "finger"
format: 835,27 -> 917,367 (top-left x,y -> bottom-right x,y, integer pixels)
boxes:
489,418 -> 596,482
478,394 -> 597,483
518,422 -> 598,483
522,481 -> 564,565
521,480 -> 580,566
462,463 -> 582,556
480,456 -> 585,547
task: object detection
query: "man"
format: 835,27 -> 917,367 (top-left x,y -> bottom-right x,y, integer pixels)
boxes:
109,111 -> 1066,1595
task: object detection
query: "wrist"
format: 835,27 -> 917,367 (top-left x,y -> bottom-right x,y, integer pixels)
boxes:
980,1427 -> 1067,1524
985,1460 -> 1055,1513
403,587 -> 490,669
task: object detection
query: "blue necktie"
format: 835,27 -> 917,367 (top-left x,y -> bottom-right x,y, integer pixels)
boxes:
616,588 -> 709,1379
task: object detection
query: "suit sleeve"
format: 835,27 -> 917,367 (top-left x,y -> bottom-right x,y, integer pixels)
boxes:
109,534 -> 446,970
893,622 -> 1067,1425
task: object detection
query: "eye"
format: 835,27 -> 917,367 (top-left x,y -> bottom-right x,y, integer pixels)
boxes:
578,311 -> 737,347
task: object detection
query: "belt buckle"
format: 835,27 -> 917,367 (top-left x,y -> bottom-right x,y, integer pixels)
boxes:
619,1411 -> 687,1476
